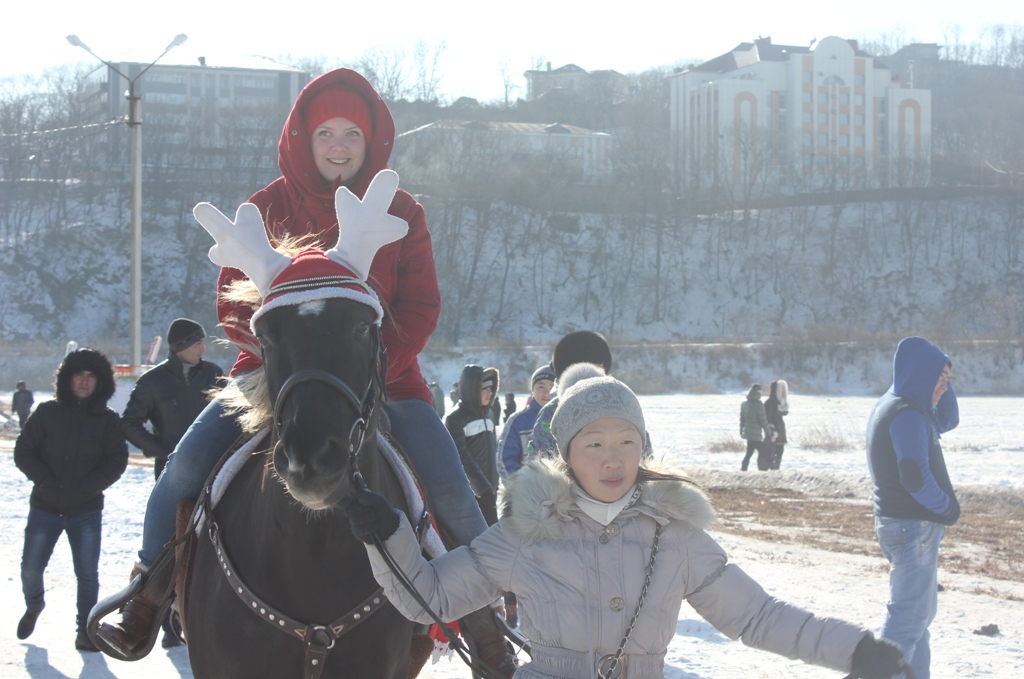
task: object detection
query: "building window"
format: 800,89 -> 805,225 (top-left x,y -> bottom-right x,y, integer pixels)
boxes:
802,132 -> 813,145
839,93 -> 849,105
855,114 -> 865,126
854,135 -> 865,147
855,94 -> 864,106
778,93 -> 787,109
803,71 -> 812,83
817,133 -> 827,146
818,92 -> 828,104
839,113 -> 849,125
855,74 -> 865,85
778,113 -> 786,129
802,111 -> 813,123
818,112 -> 828,124
220,75 -> 230,97
802,91 -> 812,104
839,135 -> 849,147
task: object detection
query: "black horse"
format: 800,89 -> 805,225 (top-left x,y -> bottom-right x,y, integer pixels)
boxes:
184,290 -> 422,679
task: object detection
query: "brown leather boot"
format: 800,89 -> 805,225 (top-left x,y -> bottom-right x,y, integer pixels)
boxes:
460,606 -> 518,678
95,560 -> 173,658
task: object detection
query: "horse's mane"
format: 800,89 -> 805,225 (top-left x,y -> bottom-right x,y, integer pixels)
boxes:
217,234 -> 321,434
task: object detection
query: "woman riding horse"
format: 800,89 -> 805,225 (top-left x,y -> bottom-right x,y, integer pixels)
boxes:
94,69 -> 514,675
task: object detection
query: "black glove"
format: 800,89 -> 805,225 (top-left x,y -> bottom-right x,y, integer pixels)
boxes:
339,492 -> 401,544
849,634 -> 907,679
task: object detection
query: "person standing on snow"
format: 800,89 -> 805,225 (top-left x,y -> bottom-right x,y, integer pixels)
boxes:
13,380 -> 34,429
740,384 -> 772,471
120,318 -> 223,481
525,330 -> 613,459
867,336 -> 960,679
15,349 -> 128,652
764,379 -> 789,470
341,364 -> 910,679
119,317 -> 222,648
498,364 -> 555,481
446,365 -> 501,526
97,68 -> 514,675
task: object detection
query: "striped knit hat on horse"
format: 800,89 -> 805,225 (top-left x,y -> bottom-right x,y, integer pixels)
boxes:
192,170 -> 408,330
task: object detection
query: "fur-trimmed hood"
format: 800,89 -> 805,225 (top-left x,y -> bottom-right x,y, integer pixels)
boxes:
54,348 -> 116,411
502,457 -> 715,540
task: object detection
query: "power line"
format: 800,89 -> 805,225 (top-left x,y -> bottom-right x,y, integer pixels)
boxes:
0,119 -> 122,139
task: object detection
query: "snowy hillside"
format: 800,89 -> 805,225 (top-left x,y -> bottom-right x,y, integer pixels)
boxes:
2,191 -> 1022,351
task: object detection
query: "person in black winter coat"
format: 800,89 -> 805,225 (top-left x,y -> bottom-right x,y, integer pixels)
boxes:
445,365 -> 501,525
120,319 -> 224,480
14,349 -> 128,651
119,319 -> 222,648
764,380 -> 789,470
13,381 -> 34,428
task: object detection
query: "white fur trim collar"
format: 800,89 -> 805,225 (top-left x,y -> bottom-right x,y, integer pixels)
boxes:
503,458 -> 715,540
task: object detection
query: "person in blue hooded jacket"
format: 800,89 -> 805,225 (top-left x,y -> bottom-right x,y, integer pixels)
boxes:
866,336 -> 959,679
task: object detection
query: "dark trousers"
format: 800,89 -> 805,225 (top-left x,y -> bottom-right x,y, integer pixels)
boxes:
476,490 -> 499,527
741,440 -> 764,471
21,507 -> 102,631
770,444 -> 785,470
154,456 -> 168,480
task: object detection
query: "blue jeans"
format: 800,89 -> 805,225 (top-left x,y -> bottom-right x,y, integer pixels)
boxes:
139,394 -> 243,566
22,507 -> 102,630
875,516 -> 945,679
383,398 -> 488,547
140,394 -> 487,564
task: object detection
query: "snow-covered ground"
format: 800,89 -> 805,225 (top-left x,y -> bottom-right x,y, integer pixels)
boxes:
2,393 -> 1023,678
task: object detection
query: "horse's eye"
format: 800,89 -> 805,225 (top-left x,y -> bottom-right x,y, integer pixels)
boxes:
354,322 -> 370,337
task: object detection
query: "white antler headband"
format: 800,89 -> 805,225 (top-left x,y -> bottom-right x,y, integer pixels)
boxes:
193,170 -> 409,333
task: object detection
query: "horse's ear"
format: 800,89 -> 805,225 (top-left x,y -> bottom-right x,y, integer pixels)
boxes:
193,202 -> 290,298
327,169 -> 409,281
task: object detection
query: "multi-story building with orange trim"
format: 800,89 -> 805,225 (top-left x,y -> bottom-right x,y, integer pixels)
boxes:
670,36 -> 931,192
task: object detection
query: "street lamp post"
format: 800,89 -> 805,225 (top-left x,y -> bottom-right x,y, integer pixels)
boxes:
67,33 -> 187,369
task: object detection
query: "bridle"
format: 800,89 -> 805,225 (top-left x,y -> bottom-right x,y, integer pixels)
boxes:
206,323 -> 391,679
270,323 -> 387,488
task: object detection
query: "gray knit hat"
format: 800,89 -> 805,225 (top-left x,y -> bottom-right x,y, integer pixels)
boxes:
550,370 -> 645,461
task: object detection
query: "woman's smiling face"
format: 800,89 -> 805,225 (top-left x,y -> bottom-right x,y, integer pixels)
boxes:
310,116 -> 367,184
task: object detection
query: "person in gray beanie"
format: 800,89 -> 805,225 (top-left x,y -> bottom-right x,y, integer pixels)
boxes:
340,369 -> 909,679
550,371 -> 646,464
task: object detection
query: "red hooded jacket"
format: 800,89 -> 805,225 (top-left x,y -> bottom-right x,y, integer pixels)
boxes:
217,69 -> 438,403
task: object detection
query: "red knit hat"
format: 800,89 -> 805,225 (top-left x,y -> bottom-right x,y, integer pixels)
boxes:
304,87 -> 373,141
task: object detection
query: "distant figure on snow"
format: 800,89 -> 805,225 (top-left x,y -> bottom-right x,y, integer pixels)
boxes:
740,384 -> 772,471
12,380 -> 34,428
764,380 -> 789,470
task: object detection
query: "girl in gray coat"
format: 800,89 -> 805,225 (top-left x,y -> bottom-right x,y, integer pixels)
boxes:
343,364 -> 905,679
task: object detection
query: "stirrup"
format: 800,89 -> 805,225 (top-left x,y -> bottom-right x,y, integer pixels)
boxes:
87,557 -> 176,661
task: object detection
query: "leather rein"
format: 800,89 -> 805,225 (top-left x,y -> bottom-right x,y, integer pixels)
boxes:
206,325 -> 391,679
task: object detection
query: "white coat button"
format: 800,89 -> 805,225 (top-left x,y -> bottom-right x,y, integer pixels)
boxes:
610,597 -> 624,611
599,534 -> 610,544
605,524 -> 620,536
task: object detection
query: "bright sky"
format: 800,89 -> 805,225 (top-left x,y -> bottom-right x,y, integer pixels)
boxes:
3,0 -> 1020,102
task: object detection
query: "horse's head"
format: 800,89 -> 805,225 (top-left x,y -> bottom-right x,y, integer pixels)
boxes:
256,291 -> 383,508
193,170 -> 408,510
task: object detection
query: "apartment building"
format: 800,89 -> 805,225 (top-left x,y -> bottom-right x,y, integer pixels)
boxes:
670,36 -> 931,191
83,51 -> 308,179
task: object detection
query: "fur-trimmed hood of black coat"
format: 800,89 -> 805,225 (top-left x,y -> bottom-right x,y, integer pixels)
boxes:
54,349 -> 117,411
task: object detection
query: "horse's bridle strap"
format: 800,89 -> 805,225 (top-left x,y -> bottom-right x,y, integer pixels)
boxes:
208,520 -> 387,679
